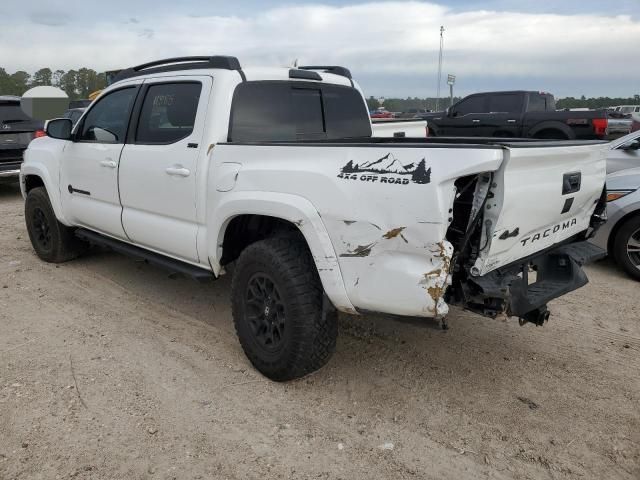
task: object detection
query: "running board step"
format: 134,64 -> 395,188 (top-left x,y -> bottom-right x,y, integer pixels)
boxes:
75,229 -> 214,282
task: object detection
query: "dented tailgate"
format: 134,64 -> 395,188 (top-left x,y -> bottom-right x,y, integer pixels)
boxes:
472,142 -> 607,275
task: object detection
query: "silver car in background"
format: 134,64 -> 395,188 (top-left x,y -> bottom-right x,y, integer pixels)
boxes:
607,130 -> 640,173
591,167 -> 640,280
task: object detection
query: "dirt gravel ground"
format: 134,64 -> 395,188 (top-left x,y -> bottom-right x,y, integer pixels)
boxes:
0,183 -> 638,480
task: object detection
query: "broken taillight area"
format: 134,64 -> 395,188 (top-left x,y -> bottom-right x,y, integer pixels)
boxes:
443,172 -> 606,326
444,173 -> 493,307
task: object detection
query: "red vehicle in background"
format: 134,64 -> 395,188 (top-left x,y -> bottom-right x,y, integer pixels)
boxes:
370,107 -> 394,119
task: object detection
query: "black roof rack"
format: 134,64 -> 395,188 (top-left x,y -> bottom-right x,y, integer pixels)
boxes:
113,56 -> 242,82
299,65 -> 352,79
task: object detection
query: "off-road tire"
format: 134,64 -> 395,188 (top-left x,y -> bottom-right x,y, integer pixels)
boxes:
231,235 -> 338,381
25,187 -> 85,263
612,215 -> 640,281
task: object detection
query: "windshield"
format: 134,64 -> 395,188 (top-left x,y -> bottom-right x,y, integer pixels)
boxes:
610,129 -> 640,150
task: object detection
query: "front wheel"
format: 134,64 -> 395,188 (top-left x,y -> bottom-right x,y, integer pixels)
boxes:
612,215 -> 640,281
25,187 -> 86,263
231,235 -> 338,381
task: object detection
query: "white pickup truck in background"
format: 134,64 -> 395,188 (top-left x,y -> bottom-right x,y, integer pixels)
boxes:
20,56 -> 607,381
371,118 -> 428,138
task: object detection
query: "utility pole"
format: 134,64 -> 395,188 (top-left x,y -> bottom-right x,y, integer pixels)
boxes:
447,74 -> 456,107
435,25 -> 444,112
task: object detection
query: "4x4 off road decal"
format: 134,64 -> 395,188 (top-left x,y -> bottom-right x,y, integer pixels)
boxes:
337,153 -> 431,185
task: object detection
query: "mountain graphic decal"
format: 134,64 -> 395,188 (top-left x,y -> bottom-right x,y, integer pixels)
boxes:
340,153 -> 431,185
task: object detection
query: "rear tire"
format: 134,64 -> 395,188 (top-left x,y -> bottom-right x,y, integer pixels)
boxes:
25,187 -> 86,263
611,215 -> 640,281
231,235 -> 337,381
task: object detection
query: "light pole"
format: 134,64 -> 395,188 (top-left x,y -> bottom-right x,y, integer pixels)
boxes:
447,74 -> 456,107
435,25 -> 444,112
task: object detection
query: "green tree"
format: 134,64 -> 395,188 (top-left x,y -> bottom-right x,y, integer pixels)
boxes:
0,68 -> 12,94
31,68 -> 53,86
366,96 -> 379,111
60,70 -> 78,98
52,69 -> 65,87
8,71 -> 30,95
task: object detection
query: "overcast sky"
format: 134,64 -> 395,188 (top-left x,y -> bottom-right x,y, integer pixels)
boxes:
0,0 -> 639,98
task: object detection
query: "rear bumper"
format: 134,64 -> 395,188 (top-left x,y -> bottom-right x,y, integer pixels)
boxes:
466,241 -> 605,319
0,168 -> 20,177
0,160 -> 22,182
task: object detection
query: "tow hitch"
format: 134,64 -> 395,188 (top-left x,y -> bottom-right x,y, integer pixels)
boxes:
458,241 -> 606,323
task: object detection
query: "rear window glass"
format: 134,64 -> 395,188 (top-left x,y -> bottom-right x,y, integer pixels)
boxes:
291,88 -> 325,136
0,103 -> 31,122
229,81 -> 371,142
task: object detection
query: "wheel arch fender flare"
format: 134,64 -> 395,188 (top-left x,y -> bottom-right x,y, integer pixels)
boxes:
20,163 -> 71,226
527,121 -> 574,139
208,191 -> 356,314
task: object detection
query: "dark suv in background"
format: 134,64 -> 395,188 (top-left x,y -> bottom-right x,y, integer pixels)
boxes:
0,96 -> 44,184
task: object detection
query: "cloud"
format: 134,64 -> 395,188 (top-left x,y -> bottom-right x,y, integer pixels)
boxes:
28,11 -> 70,27
2,2 -> 640,97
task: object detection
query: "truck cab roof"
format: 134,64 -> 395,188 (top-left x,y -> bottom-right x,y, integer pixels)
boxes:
466,90 -> 552,97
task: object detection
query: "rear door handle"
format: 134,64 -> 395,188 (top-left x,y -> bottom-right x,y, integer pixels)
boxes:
472,119 -> 480,123
507,119 -> 517,123
165,165 -> 191,177
100,160 -> 117,168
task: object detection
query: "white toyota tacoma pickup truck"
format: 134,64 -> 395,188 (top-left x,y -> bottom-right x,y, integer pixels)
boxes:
20,56 -> 608,381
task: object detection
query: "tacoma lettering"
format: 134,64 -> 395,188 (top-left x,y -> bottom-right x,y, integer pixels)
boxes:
520,218 -> 578,246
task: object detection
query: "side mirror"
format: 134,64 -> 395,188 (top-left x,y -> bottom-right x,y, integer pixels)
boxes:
45,118 -> 73,140
622,139 -> 640,151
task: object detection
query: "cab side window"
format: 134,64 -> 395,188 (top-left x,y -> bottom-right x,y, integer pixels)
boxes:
77,88 -> 137,143
135,83 -> 202,144
488,94 -> 523,113
453,96 -> 486,116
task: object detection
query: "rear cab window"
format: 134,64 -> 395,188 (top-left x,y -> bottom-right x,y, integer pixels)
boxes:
527,93 -> 554,112
228,81 -> 371,142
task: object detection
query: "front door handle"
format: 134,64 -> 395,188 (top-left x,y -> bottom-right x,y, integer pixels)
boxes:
472,119 -> 480,123
100,160 -> 117,168
507,119 -> 517,123
166,165 -> 191,177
